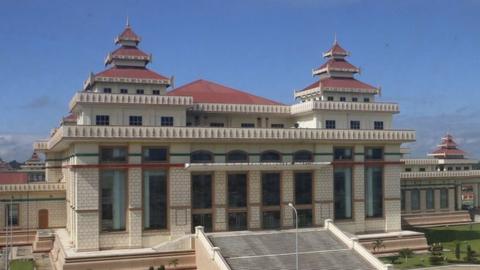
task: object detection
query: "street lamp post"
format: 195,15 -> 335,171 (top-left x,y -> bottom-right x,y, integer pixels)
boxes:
288,202 -> 299,270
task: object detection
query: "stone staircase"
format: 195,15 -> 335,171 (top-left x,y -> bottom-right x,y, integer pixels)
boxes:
402,211 -> 472,228
358,231 -> 429,255
32,230 -> 54,253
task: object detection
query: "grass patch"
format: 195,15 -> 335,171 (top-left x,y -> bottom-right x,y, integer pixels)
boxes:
10,259 -> 35,270
381,223 -> 480,269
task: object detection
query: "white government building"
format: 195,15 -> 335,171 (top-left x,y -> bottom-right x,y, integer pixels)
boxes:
10,23 -> 479,270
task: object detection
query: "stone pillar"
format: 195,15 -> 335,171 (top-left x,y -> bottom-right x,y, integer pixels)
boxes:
169,168 -> 191,235
420,189 -> 427,211
434,189 -> 441,210
281,171 -> 294,228
473,184 -> 479,208
405,190 -> 412,213
353,164 -> 365,232
449,188 -> 456,211
127,144 -> 142,248
383,164 -> 402,232
317,166 -> 334,225
313,169 -> 323,226
248,171 -> 261,229
74,168 -> 99,251
214,171 -> 227,231
456,185 -> 463,210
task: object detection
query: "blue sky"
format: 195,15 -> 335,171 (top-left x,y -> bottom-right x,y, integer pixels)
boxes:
1,0 -> 479,161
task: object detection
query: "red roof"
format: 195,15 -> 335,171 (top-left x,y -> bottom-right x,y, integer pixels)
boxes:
317,58 -> 358,71
117,26 -> 140,41
111,47 -> 149,57
95,67 -> 169,81
325,43 -> 348,56
301,77 -> 377,91
167,79 -> 283,105
0,172 -> 28,184
429,134 -> 466,158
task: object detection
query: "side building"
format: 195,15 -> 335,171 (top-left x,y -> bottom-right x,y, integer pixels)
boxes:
31,23 -> 415,256
401,134 -> 479,227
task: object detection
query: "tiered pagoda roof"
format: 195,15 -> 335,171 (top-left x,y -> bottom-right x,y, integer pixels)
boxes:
84,22 -> 170,89
296,40 -> 379,98
428,134 -> 466,159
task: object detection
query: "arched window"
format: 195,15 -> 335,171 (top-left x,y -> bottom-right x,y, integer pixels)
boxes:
226,150 -> 248,163
190,150 -> 214,163
260,150 -> 282,162
293,150 -> 313,162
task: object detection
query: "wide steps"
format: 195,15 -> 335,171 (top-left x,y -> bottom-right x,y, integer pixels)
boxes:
402,211 -> 472,228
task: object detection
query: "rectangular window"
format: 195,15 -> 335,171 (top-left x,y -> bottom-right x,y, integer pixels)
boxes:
143,147 -> 168,162
152,90 -> 160,95
364,97 -> 370,102
334,167 -> 352,219
192,213 -> 212,233
103,88 -> 112,93
271,124 -> 284,128
340,97 -> 346,102
405,168 -> 412,172
327,96 -> 334,101
298,209 -> 313,228
192,174 -> 212,209
136,89 -> 144,94
262,211 -> 280,229
401,190 -> 406,211
161,116 -> 174,127
419,168 -> 426,172
96,115 -> 110,126
440,189 -> 449,208
120,88 -> 128,94
209,122 -> 225,127
228,212 -> 247,231
101,170 -> 126,231
325,120 -> 336,129
411,190 -> 420,210
352,97 -> 358,102
129,116 -> 143,126
5,204 -> 19,226
295,172 -> 312,205
100,147 -> 127,163
334,147 -> 353,160
464,166 -> 470,170
228,174 -> 247,208
241,123 -> 255,128
374,121 -> 384,130
365,167 -> 383,218
262,173 -> 280,206
143,170 -> 167,229
350,120 -> 360,130
455,166 -> 461,171
426,189 -> 434,209
365,147 -> 383,160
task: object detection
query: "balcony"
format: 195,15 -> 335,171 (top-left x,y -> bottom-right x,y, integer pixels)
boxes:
401,170 -> 480,180
191,102 -> 290,114
33,140 -> 48,151
0,182 -> 66,193
44,125 -> 415,150
69,92 -> 193,110
291,101 -> 399,114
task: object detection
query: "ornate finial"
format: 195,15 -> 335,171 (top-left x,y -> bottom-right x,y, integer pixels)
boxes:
126,16 -> 130,27
334,33 -> 337,44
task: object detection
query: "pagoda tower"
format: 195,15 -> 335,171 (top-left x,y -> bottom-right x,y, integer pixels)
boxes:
295,39 -> 380,102
83,22 -> 171,94
428,134 -> 466,159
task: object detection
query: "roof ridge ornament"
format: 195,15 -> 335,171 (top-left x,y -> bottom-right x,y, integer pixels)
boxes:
126,16 -> 130,27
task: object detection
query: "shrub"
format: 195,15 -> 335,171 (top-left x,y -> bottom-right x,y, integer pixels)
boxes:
464,244 -> 478,263
429,255 -> 444,265
398,248 -> 414,263
149,267 -> 154,270
158,266 -> 166,270
455,242 -> 461,260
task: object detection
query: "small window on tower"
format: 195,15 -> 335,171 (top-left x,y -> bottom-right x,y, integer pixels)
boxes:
352,97 -> 358,102
120,89 -> 128,94
340,97 -> 346,102
241,123 -> 255,128
136,89 -> 144,95
325,120 -> 336,129
364,97 -> 370,103
271,124 -> 284,128
350,121 -> 360,130
209,122 -> 224,127
327,96 -> 334,101
129,116 -> 143,126
161,116 -> 174,127
103,88 -> 112,93
152,90 -> 160,95
374,121 -> 384,130
96,115 -> 110,126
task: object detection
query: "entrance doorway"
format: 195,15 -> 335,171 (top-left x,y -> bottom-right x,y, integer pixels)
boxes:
38,209 -> 48,229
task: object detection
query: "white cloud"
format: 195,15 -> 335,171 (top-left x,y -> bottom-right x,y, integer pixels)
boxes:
0,133 -> 43,162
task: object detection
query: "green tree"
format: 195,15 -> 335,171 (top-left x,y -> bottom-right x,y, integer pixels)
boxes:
398,248 -> 414,263
455,242 -> 461,260
168,259 -> 179,269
